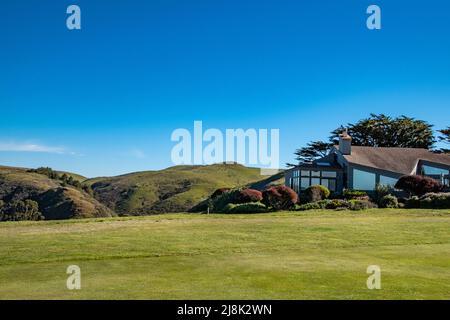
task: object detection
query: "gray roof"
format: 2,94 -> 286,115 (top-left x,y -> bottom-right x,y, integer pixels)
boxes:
341,146 -> 450,175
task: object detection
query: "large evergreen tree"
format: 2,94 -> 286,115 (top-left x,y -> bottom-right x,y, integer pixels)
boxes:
329,114 -> 435,148
291,114 -> 436,165
438,127 -> 450,153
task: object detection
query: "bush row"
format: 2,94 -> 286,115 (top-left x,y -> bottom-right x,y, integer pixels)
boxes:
405,193 -> 450,209
295,199 -> 377,211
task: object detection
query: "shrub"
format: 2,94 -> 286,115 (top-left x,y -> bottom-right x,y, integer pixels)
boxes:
211,189 -> 241,212
210,188 -> 231,199
296,199 -> 375,211
417,192 -> 450,209
323,199 -> 352,209
395,175 -> 443,196
343,189 -> 368,200
0,199 -> 44,221
304,185 -> 330,202
224,202 -> 268,214
236,189 -> 263,203
373,184 -> 393,205
295,202 -> 322,211
379,194 -> 399,208
405,196 -> 420,208
348,199 -> 377,210
262,186 -> 298,210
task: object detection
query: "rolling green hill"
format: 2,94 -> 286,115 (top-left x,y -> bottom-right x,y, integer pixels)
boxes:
1,163 -> 283,219
88,163 -> 280,215
0,166 -> 114,220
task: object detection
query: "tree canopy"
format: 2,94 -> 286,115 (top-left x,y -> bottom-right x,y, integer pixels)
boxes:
292,114 -> 439,165
438,127 -> 450,153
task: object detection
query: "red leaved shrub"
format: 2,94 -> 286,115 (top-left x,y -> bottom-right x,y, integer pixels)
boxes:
262,185 -> 298,210
236,189 -> 263,203
395,175 -> 443,196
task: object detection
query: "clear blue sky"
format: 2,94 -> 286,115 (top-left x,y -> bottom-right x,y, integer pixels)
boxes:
1,0 -> 449,177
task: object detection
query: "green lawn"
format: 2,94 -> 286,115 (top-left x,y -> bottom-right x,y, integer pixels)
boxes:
1,209 -> 449,299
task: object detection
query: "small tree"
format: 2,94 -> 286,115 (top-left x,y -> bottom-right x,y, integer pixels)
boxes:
262,186 -> 298,210
395,175 -> 442,196
0,200 -> 43,221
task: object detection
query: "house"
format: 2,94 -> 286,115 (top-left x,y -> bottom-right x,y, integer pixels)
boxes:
285,130 -> 450,194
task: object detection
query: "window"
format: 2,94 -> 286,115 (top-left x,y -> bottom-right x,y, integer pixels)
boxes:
296,169 -> 339,191
301,178 -> 310,189
322,171 -> 337,178
328,180 -> 336,191
422,165 -> 449,175
353,169 -> 376,190
379,175 -> 398,187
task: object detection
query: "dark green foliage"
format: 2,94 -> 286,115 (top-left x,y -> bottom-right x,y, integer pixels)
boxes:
211,189 -> 241,212
395,175 -> 443,196
379,195 -> 399,208
329,114 -> 435,149
262,186 -> 298,210
295,202 -> 323,211
28,167 -> 92,194
223,202 -> 268,214
0,199 -> 44,221
211,188 -> 231,199
405,196 -> 420,208
438,127 -> 450,153
373,184 -> 394,206
292,114 -> 436,166
293,141 -> 334,163
343,189 -> 368,200
304,185 -> 330,203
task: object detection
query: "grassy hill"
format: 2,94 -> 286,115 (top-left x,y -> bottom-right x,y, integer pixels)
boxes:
87,163 -> 277,215
0,166 -> 114,220
1,209 -> 449,299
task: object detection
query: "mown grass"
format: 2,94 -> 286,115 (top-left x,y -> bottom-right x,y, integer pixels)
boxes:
0,209 -> 449,299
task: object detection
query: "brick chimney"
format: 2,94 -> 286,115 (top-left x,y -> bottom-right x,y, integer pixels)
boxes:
338,128 -> 352,155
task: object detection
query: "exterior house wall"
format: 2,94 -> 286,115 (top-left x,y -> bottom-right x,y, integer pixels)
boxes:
284,166 -> 344,195
347,163 -> 403,192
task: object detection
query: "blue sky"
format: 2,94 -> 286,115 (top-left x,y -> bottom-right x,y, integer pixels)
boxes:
1,0 -> 449,177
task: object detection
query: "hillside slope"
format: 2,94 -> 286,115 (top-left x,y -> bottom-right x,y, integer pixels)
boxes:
0,166 -> 114,220
88,164 -> 274,215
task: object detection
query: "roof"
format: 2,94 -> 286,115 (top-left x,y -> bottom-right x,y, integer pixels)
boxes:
340,146 -> 450,175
